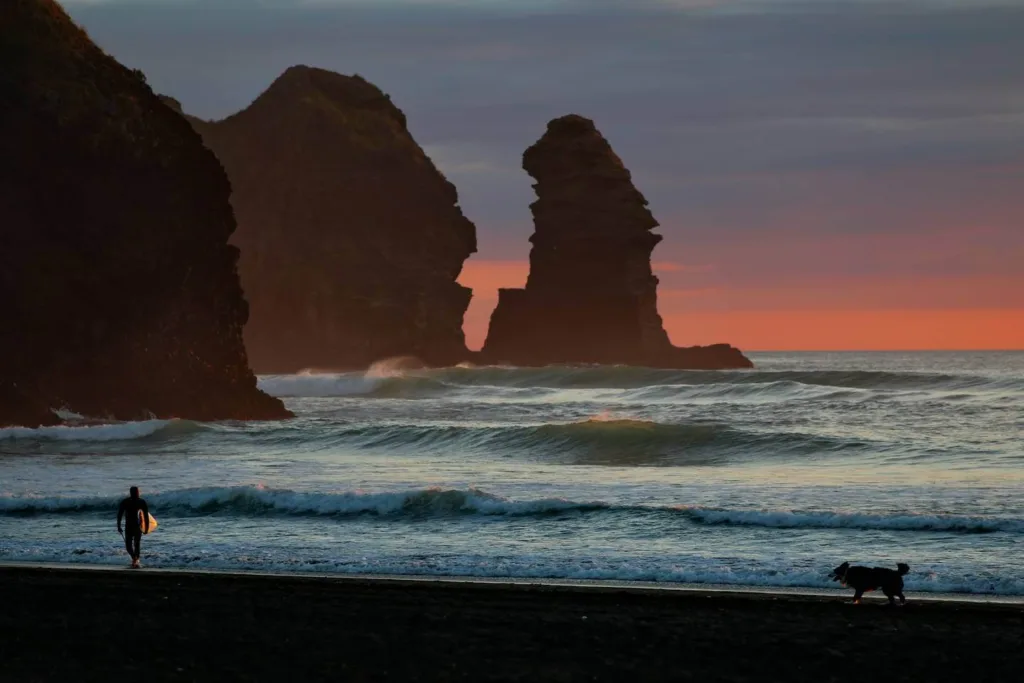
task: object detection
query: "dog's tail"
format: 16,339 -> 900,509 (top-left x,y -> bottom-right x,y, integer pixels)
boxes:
897,563 -> 910,576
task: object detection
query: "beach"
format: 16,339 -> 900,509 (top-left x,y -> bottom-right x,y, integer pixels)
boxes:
3,353 -> 1022,680
1,566 -> 1021,682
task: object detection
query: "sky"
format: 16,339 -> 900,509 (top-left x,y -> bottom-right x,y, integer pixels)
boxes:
63,0 -> 1024,350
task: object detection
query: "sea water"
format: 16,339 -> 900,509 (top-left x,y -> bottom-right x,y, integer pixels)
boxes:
2,352 -> 1021,597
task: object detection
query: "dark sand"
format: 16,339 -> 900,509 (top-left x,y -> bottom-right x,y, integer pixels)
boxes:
1,566 -> 1021,682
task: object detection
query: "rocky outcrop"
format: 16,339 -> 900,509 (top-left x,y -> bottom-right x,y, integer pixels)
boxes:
0,0 -> 290,427
481,115 -> 751,369
0,381 -> 58,429
181,66 -> 477,373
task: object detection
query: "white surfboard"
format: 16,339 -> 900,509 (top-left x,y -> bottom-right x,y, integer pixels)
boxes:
137,510 -> 158,534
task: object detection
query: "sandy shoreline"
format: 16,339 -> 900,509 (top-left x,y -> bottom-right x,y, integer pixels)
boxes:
2,564 -> 1021,681
2,560 -> 1022,606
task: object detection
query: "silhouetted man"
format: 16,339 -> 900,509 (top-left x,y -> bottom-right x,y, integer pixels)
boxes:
117,486 -> 150,569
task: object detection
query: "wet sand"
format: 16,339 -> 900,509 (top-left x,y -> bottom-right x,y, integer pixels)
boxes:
1,566 -> 1021,682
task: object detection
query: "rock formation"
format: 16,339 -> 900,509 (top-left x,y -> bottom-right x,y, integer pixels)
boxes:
481,115 -> 751,369
179,67 -> 477,373
0,0 -> 290,427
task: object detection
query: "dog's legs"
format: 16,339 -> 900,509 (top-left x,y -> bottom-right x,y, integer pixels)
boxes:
852,589 -> 864,604
898,592 -> 906,605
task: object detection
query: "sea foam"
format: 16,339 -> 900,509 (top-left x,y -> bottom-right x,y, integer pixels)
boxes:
3,486 -> 1020,534
0,419 -> 198,442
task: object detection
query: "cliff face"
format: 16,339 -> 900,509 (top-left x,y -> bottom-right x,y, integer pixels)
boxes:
482,115 -> 751,369
0,0 -> 290,427
183,67 -> 477,373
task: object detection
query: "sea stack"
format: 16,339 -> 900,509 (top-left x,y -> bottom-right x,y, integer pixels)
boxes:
482,115 -> 751,369
181,67 -> 477,373
0,0 -> 290,427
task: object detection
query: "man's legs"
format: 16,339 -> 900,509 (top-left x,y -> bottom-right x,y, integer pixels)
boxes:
127,529 -> 141,567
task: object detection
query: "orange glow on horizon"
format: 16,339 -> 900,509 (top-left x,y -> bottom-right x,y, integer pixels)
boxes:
661,309 -> 1024,352
457,261 -> 1024,352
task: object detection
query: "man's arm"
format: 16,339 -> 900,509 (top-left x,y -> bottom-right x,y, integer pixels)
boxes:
116,500 -> 125,533
141,500 -> 149,534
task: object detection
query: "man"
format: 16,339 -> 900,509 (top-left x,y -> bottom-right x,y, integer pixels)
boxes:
116,486 -> 150,569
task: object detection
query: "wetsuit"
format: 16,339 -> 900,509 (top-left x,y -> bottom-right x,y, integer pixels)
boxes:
117,496 -> 149,561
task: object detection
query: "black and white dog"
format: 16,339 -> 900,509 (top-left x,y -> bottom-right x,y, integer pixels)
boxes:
830,562 -> 909,605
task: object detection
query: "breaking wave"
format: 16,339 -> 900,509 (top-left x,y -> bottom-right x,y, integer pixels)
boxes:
3,486 -> 1020,534
0,419 -> 205,442
0,413 -> 875,460
257,366 -> 1023,401
0,486 -> 598,517
0,415 -> 892,459
288,418 -> 866,462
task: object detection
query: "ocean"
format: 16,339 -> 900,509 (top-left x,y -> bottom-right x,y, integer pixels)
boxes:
2,352 -> 1021,598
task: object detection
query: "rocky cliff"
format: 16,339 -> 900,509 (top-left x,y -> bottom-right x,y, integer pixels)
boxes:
181,67 -> 477,373
0,0 -> 290,427
482,115 -> 751,369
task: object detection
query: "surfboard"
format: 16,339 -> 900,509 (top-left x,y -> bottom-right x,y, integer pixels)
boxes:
137,510 -> 158,534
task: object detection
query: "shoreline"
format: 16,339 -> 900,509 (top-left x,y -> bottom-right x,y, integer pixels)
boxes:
2,564 -> 1021,681
3,560 -> 1022,607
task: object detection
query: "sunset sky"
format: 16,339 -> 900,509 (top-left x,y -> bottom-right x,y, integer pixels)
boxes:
65,0 -> 1024,350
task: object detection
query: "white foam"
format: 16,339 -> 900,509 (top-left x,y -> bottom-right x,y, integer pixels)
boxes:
146,485 -> 595,516
3,486 -> 1020,534
0,419 -> 177,442
0,485 -> 595,517
258,359 -> 427,397
364,356 -> 425,378
679,507 -> 1024,533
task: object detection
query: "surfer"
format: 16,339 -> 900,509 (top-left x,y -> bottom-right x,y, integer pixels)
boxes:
116,486 -> 150,569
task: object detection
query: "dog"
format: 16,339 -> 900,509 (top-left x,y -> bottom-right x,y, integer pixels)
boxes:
830,562 -> 909,605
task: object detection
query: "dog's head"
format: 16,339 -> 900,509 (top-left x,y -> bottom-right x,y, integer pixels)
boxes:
829,562 -> 850,583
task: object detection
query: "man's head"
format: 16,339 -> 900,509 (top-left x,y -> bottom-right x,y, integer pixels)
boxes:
129,486 -> 139,499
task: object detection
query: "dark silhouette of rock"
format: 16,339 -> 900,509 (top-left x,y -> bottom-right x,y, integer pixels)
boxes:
482,115 -> 751,369
0,0 -> 290,427
180,67 -> 477,373
0,381 -> 58,429
158,95 -> 185,114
